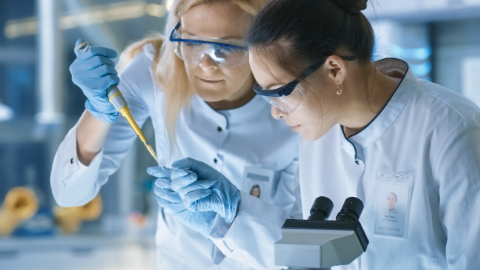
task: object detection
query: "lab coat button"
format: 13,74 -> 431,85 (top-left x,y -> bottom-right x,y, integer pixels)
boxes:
70,158 -> 74,164
217,127 -> 223,132
355,160 -> 360,165
214,158 -> 218,164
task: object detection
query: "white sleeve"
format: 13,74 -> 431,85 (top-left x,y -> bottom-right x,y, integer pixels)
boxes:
209,158 -> 302,269
50,125 -> 105,207
432,119 -> 480,269
50,52 -> 154,207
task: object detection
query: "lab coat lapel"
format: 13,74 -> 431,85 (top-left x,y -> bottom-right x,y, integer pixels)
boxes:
348,60 -> 416,149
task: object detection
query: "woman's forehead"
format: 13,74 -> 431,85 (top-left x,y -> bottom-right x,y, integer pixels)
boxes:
249,52 -> 295,89
181,2 -> 248,40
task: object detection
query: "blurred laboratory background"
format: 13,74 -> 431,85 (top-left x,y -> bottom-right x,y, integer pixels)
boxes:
0,0 -> 479,269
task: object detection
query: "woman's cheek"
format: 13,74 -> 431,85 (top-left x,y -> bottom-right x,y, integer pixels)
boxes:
223,65 -> 251,86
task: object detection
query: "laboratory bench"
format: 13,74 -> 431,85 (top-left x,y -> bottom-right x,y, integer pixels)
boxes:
0,235 -> 156,270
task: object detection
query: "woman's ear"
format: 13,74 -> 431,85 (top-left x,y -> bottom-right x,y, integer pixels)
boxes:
324,55 -> 347,85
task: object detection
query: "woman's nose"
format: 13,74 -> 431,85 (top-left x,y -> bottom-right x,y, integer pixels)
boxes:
271,106 -> 287,119
199,54 -> 218,71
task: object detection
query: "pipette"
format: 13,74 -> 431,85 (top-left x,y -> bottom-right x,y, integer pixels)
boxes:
76,41 -> 165,171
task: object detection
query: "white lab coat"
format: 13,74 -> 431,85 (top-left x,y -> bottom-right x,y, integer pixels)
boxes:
50,44 -> 302,270
216,58 -> 480,269
298,59 -> 480,269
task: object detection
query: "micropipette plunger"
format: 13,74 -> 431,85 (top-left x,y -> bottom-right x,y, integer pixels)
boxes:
76,41 -> 165,171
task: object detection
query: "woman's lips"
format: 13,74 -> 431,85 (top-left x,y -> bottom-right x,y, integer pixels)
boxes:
290,125 -> 301,132
199,78 -> 222,84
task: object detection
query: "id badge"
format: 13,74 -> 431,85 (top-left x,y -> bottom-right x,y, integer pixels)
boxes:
373,173 -> 415,240
242,166 -> 275,203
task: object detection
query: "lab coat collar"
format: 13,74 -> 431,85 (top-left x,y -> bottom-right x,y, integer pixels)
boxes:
143,44 -> 155,61
190,95 -> 228,129
217,95 -> 268,123
347,59 -> 417,149
190,94 -> 267,129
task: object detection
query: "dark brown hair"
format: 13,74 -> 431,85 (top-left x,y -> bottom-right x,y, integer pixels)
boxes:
246,0 -> 374,78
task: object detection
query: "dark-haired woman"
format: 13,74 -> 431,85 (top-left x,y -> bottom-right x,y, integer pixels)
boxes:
169,0 -> 480,268
245,0 -> 480,268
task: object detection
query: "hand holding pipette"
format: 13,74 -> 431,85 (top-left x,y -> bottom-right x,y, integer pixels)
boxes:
71,38 -> 162,169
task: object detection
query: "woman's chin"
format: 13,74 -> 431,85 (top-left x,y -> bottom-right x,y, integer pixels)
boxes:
194,88 -> 230,103
299,129 -> 324,142
299,133 -> 315,142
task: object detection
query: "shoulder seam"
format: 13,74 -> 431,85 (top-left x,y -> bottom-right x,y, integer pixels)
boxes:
416,82 -> 467,122
431,119 -> 468,171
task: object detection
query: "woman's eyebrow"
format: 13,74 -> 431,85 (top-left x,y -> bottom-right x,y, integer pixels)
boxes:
220,35 -> 242,40
182,30 -> 196,36
182,29 -> 242,40
262,83 -> 275,89
264,82 -> 286,90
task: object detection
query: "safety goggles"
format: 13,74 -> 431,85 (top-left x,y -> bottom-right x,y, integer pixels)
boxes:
169,22 -> 249,67
253,56 -> 356,113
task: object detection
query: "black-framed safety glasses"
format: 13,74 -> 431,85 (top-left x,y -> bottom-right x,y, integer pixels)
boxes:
253,55 -> 356,113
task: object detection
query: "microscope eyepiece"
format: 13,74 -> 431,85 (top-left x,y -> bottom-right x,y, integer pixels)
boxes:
308,196 -> 334,221
336,197 -> 364,222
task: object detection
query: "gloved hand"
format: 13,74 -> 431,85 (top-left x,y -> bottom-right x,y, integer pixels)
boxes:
171,158 -> 241,224
70,38 -> 119,123
148,166 -> 216,238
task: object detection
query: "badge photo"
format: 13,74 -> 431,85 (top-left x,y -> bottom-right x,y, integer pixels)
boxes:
242,166 -> 275,202
373,173 -> 414,240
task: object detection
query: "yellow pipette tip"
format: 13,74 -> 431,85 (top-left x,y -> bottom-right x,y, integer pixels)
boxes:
145,143 -> 164,171
145,143 -> 157,160
119,107 -> 158,161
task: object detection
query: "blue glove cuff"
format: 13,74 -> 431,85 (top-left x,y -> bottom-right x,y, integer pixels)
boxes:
174,209 -> 216,239
200,214 -> 215,238
85,99 -> 119,123
224,189 -> 241,224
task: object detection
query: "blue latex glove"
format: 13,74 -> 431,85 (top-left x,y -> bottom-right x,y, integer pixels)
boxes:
147,166 -> 216,237
171,158 -> 241,224
70,38 -> 119,123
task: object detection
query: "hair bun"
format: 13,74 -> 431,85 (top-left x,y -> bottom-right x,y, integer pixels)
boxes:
331,0 -> 368,13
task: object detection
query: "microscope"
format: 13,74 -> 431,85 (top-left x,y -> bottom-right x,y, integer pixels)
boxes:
275,197 -> 369,270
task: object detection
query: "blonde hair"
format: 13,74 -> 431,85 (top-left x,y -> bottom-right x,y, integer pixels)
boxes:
117,0 -> 268,149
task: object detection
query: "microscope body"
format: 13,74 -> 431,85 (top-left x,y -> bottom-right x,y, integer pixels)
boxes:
275,197 -> 369,270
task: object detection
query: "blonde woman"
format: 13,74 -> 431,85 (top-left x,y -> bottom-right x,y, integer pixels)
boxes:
50,0 -> 300,269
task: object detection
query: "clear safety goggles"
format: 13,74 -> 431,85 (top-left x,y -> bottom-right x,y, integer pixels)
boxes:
253,56 -> 356,113
169,22 -> 249,67
254,82 -> 306,113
